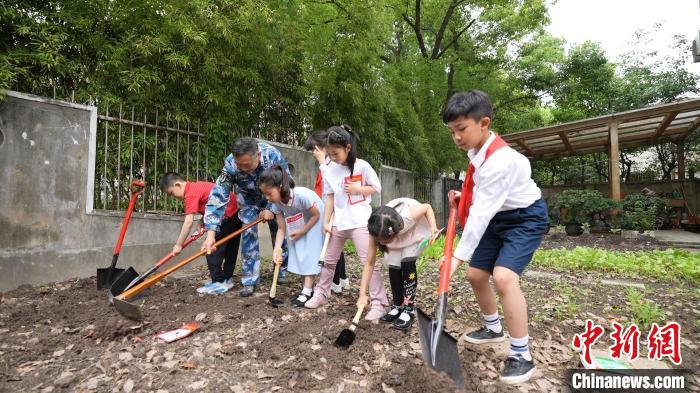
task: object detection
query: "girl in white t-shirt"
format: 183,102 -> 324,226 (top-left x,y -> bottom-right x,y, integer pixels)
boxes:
357,198 -> 438,330
304,125 -> 389,321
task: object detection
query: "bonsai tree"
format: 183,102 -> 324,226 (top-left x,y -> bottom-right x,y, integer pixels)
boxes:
620,193 -> 666,232
554,190 -> 619,226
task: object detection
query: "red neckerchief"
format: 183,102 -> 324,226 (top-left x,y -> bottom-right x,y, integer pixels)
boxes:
458,134 -> 509,228
314,171 -> 323,197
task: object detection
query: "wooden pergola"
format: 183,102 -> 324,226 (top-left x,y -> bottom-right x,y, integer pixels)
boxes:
502,99 -> 700,200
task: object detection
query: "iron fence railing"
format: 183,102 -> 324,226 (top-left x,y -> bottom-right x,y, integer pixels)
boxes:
94,105 -> 208,214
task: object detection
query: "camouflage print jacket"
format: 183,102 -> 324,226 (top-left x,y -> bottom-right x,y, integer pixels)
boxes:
204,142 -> 290,232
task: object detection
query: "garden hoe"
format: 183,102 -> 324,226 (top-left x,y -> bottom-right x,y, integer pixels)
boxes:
109,228 -> 205,301
97,180 -> 146,289
416,206 -> 465,388
334,304 -> 365,349
113,218 -> 263,320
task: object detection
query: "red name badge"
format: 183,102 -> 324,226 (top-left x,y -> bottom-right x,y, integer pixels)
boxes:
345,175 -> 366,205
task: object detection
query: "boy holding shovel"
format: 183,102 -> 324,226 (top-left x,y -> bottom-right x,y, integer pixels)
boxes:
442,91 -> 548,384
160,172 -> 241,294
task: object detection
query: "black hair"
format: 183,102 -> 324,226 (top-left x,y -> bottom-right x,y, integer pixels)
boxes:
259,165 -> 295,204
367,204 -> 404,252
326,124 -> 358,176
303,130 -> 328,151
231,137 -> 259,157
159,172 -> 184,192
442,90 -> 493,125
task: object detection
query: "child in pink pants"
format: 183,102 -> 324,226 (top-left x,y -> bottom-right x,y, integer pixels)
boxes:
304,125 -> 389,320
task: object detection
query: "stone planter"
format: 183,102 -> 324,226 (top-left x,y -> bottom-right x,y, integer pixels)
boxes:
621,229 -> 638,239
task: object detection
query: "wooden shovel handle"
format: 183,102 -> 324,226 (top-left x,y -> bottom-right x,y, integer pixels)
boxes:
269,263 -> 280,298
352,304 -> 365,325
117,218 -> 263,300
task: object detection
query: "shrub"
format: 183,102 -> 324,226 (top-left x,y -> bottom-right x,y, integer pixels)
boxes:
554,190 -> 619,225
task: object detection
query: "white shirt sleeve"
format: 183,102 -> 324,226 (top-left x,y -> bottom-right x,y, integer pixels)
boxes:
362,162 -> 381,193
453,160 -> 514,262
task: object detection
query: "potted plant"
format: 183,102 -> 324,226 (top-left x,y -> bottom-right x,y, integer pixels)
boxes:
554,190 -> 619,236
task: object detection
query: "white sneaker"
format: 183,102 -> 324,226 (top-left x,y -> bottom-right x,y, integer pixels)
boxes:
330,282 -> 343,294
207,279 -> 234,294
339,278 -> 350,289
196,281 -> 216,294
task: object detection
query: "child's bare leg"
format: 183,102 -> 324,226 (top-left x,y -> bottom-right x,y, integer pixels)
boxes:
492,266 -> 528,338
463,266 -> 505,343
493,265 -> 533,372
303,275 -> 315,290
468,267 -> 498,315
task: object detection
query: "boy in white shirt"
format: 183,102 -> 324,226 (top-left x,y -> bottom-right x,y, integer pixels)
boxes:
443,90 -> 548,384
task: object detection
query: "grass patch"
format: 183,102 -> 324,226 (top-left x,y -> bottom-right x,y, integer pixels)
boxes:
626,289 -> 665,329
532,247 -> 700,285
553,282 -> 580,321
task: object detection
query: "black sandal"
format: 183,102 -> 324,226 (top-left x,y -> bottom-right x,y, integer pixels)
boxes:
392,306 -> 415,330
379,305 -> 402,323
291,291 -> 313,307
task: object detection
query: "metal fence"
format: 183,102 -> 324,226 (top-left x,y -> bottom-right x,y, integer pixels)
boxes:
94,105 -> 208,214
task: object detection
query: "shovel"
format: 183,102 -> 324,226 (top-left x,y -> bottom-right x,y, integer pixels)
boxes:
268,262 -> 284,307
97,180 -> 146,289
334,304 -> 365,349
416,206 -> 465,388
113,218 -> 263,320
109,228 -> 206,301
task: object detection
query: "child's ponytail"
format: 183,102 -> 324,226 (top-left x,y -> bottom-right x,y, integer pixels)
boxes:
326,124 -> 358,176
367,204 -> 404,252
259,165 -> 295,203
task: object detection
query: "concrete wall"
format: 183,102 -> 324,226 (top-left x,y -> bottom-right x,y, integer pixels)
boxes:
0,92 -> 193,291
267,141 -> 317,190
379,165 -> 415,206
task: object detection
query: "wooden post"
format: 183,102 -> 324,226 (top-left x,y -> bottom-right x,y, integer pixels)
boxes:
609,121 -> 621,201
677,142 -> 686,180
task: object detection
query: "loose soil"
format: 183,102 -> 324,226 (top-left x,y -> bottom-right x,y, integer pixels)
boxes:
1,249 -> 697,392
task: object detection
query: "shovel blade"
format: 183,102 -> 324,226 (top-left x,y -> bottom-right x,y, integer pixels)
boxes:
334,328 -> 356,349
113,297 -> 143,321
109,267 -> 140,298
97,267 -> 125,290
416,307 -> 465,388
268,297 -> 284,308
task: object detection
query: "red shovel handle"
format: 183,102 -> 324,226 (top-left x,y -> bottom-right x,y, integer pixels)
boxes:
113,180 -> 147,255
154,228 -> 206,269
438,206 -> 458,296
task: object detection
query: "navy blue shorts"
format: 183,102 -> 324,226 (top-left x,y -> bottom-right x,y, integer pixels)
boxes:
470,198 -> 548,275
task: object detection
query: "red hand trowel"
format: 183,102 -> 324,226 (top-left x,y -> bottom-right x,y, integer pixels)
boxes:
416,206 -> 465,388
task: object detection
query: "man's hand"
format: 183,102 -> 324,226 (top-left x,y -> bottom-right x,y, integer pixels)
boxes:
356,293 -> 369,309
312,146 -> 326,165
172,244 -> 183,256
439,255 -> 464,277
201,231 -> 217,255
289,230 -> 303,241
259,209 -> 274,222
344,182 -> 362,195
273,247 -> 283,265
324,222 -> 333,235
447,190 -> 461,208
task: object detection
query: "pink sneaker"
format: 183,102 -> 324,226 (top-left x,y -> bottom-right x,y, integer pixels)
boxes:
304,294 -> 328,309
364,306 -> 386,321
